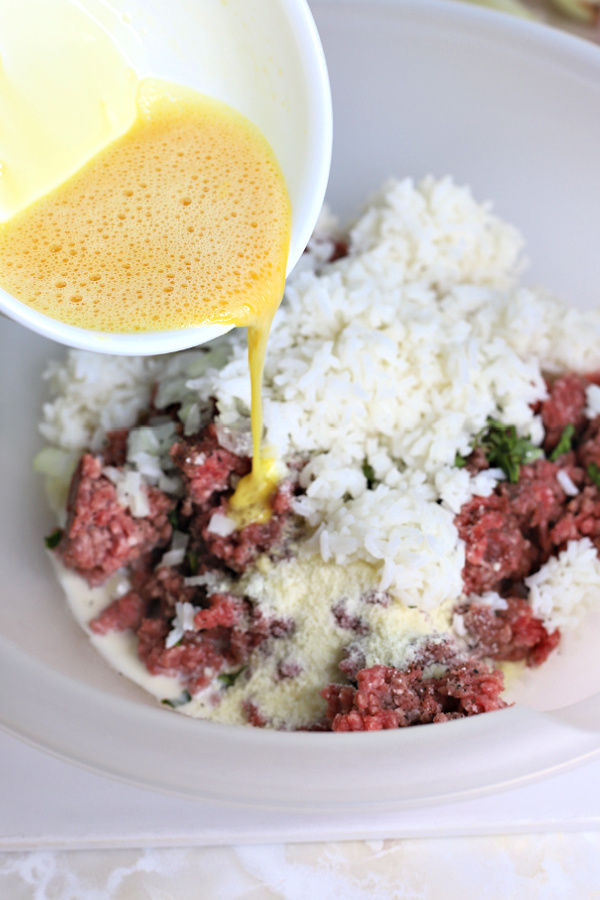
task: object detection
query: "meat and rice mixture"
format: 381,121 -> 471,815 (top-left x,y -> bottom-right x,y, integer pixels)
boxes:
36,176 -> 600,731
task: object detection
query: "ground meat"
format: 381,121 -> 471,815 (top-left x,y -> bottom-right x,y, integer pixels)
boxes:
242,701 -> 268,727
361,589 -> 391,607
58,454 -> 174,585
127,564 -> 199,620
277,659 -> 303,680
502,459 -> 569,529
338,642 -> 367,679
322,654 -> 507,732
101,429 -> 130,467
89,591 -> 145,635
328,238 -> 349,262
169,424 -> 250,509
498,458 -> 579,560
464,446 -> 490,475
136,616 -> 226,694
86,536 -> 279,696
457,455 -> 592,595
192,482 -> 298,575
458,596 -> 560,667
576,416 -> 600,471
332,601 -> 369,635
455,493 -> 536,595
136,593 -> 274,695
61,404 -> 304,698
541,373 -> 589,453
168,426 -> 300,576
454,378 -> 600,671
202,514 -> 287,573
550,484 -> 600,550
193,592 -> 244,630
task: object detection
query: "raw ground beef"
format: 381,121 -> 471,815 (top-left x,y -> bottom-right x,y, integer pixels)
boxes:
455,370 -> 600,671
58,453 -> 174,585
89,528 -> 296,696
458,595 -> 560,667
456,492 -> 537,595
52,365 -> 600,731
73,419 -> 301,697
541,373 -> 589,452
135,593 -> 275,695
322,643 -> 507,732
170,424 -> 251,509
169,425 -> 299,574
193,485 -> 296,574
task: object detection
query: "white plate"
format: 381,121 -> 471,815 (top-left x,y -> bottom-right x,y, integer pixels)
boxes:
2,0 -> 600,811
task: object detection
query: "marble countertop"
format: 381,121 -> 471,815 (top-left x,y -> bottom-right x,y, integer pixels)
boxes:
2,2 -> 600,898
3,833 -> 600,899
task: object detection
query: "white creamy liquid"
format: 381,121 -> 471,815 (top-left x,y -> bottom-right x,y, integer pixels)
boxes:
52,557 -> 184,702
52,551 -> 454,728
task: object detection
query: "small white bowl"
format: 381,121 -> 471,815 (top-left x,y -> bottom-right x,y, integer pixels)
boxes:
0,0 -> 332,355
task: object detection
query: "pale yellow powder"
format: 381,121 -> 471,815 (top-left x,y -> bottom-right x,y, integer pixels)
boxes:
183,553 -> 454,729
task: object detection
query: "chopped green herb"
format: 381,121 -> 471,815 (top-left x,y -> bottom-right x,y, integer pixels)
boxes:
362,461 -> 377,489
44,528 -> 62,549
161,690 -> 192,708
218,666 -> 247,688
454,451 -> 467,468
186,550 -> 198,575
587,462 -> 600,488
168,509 -> 179,530
549,424 -> 576,461
474,417 -> 543,483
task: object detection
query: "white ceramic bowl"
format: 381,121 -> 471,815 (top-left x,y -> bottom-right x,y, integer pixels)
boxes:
0,0 -> 332,355
2,0 -> 600,811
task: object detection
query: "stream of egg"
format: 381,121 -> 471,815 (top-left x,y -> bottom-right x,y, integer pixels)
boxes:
0,5 -> 291,521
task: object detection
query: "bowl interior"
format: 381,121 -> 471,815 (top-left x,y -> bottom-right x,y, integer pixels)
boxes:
2,0 -> 600,808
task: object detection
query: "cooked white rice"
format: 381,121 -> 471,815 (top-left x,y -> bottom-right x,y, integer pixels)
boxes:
39,175 -> 600,632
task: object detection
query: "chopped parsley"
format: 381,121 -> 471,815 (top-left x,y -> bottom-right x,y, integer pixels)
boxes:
218,666 -> 247,688
549,424 -> 576,461
587,462 -> 600,489
168,509 -> 179,530
186,550 -> 198,575
454,451 -> 467,469
361,461 -> 377,489
161,690 -> 192,708
474,418 -> 543,483
44,528 -> 62,549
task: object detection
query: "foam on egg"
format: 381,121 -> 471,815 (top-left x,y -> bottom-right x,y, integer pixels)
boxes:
0,79 -> 291,334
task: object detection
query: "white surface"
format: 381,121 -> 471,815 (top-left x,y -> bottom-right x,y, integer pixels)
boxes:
2,835 -> 600,900
0,0 -> 332,355
2,0 -> 600,813
1,725 -> 600,851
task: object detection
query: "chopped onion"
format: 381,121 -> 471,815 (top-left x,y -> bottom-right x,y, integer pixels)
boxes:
215,424 -> 253,457
556,469 -> 579,497
207,512 -> 238,537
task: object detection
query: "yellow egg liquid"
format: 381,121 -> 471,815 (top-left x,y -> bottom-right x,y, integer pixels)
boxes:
0,79 -> 291,520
